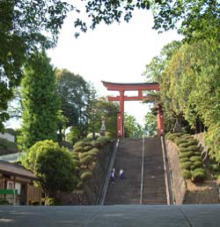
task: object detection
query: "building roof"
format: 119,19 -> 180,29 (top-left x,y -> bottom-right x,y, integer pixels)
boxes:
0,160 -> 37,180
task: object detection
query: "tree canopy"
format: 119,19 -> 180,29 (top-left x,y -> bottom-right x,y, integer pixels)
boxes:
124,113 -> 143,138
88,97 -> 119,138
0,0 -> 73,131
145,9 -> 220,162
22,140 -> 76,197
56,69 -> 91,128
1,0 -> 219,131
18,52 -> 60,151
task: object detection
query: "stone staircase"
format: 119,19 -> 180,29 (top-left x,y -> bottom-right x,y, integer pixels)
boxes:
142,136 -> 167,204
104,137 -> 167,205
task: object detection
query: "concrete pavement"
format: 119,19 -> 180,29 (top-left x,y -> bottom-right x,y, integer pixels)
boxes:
0,205 -> 220,226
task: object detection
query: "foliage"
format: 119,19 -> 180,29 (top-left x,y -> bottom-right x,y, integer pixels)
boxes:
124,113 -> 143,138
74,0 -> 220,43
182,170 -> 191,179
22,140 -> 77,196
168,133 -> 206,182
144,111 -> 157,136
18,52 -> 60,151
56,69 -> 91,131
88,97 -> 118,138
191,168 -> 206,182
161,37 -> 220,161
80,171 -> 93,182
0,0 -> 72,130
57,110 -> 68,143
144,41 -> 182,83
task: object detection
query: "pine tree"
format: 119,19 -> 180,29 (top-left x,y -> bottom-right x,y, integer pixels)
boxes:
18,52 -> 59,151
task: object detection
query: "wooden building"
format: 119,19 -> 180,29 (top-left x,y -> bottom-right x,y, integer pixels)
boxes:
0,160 -> 41,205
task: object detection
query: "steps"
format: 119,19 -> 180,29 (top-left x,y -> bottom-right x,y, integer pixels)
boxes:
142,137 -> 167,204
105,138 -> 142,204
104,137 -> 167,205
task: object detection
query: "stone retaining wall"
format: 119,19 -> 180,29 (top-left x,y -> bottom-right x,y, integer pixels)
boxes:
166,140 -> 186,204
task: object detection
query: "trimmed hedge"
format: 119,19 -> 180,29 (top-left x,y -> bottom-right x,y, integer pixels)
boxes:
80,171 -> 93,181
180,161 -> 192,170
191,161 -> 203,169
190,156 -> 202,162
179,151 -> 193,158
191,168 -> 206,182
168,133 -> 206,182
73,146 -> 84,153
88,148 -> 100,156
179,145 -> 199,152
80,155 -> 94,165
182,170 -> 192,179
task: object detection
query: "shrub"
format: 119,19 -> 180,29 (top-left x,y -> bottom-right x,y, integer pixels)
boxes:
83,145 -> 92,152
210,164 -> 220,171
91,140 -> 102,148
179,145 -> 199,152
79,152 -> 90,159
45,197 -> 60,206
80,171 -> 93,181
180,161 -> 192,170
193,151 -> 201,156
88,148 -> 100,156
179,151 -> 193,158
22,140 -> 77,196
191,168 -> 206,182
73,146 -> 84,153
72,159 -> 80,167
176,138 -> 188,146
182,170 -> 192,179
72,152 -> 79,159
74,141 -> 85,148
191,161 -> 203,169
179,157 -> 189,162
80,155 -> 94,166
190,156 -> 202,162
76,181 -> 83,189
97,136 -> 111,145
83,137 -> 93,142
179,140 -> 198,148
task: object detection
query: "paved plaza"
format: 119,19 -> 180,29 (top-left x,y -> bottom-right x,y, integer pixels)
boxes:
0,205 -> 220,226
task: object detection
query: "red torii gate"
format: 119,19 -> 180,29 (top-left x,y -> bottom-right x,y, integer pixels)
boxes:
102,81 -> 164,137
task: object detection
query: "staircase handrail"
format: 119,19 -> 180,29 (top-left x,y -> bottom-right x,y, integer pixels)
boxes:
99,139 -> 120,205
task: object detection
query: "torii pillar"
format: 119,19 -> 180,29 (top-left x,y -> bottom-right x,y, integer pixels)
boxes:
157,104 -> 164,136
102,81 -> 164,137
118,91 -> 125,137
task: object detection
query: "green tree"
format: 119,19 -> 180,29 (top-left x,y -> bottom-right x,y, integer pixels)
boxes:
0,1 -> 73,130
74,0 -> 219,41
124,114 -> 143,138
144,111 -> 157,136
144,41 -> 181,83
18,52 -> 60,151
158,35 -> 220,161
22,140 -> 76,198
88,97 -> 118,138
56,69 -> 91,133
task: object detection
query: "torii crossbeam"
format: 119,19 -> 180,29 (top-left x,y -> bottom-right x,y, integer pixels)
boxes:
102,81 -> 164,137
